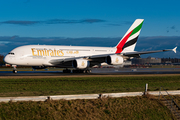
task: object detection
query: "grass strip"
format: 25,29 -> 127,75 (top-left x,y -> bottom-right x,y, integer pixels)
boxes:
0,75 -> 180,97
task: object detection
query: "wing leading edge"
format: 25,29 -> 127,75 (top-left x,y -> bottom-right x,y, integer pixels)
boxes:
122,47 -> 177,57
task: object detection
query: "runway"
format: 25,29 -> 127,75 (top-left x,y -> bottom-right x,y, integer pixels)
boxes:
0,67 -> 180,76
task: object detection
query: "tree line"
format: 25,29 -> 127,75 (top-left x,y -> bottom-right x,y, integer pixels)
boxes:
0,55 -> 5,65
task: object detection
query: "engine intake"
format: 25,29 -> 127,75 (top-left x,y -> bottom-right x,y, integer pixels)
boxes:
106,55 -> 124,65
72,59 -> 90,69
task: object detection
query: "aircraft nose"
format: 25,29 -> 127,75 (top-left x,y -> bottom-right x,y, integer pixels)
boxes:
4,55 -> 10,64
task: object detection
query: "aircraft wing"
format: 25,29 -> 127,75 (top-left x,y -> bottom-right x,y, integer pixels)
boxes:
49,47 -> 177,65
122,47 -> 177,57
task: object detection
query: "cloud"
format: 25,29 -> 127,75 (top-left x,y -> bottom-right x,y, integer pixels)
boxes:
171,25 -> 175,29
46,19 -> 105,24
2,20 -> 39,25
0,41 -> 10,44
0,36 -> 179,58
107,23 -> 121,26
166,25 -> 178,33
123,21 -> 133,25
1,19 -> 134,28
137,36 -> 180,48
80,19 -> 105,23
0,19 -> 106,26
107,20 -> 133,27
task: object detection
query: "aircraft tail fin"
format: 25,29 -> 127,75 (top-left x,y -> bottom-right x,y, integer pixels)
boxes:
115,19 -> 144,54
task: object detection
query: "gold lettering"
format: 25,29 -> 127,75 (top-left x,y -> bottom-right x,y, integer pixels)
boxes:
61,50 -> 64,56
46,50 -> 49,56
44,49 -> 47,56
66,50 -> 79,54
116,58 -> 119,63
74,51 -> 79,54
57,50 -> 60,56
57,50 -> 64,56
31,48 -> 37,56
50,50 -> 54,56
69,50 -> 73,54
57,50 -> 61,56
54,49 -> 56,56
37,50 -> 44,56
82,61 -> 85,66
31,48 -> 64,57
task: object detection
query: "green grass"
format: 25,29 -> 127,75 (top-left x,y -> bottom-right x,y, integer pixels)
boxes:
0,96 -> 174,120
0,75 -> 179,119
0,75 -> 180,97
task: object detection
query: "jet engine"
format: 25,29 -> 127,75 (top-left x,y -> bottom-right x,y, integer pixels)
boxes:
72,59 -> 90,69
106,55 -> 124,65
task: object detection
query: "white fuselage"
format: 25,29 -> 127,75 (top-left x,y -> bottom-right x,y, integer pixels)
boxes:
4,45 -> 119,66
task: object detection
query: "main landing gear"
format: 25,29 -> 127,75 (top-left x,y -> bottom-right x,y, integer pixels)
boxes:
62,69 -> 91,73
72,69 -> 91,73
62,69 -> 71,73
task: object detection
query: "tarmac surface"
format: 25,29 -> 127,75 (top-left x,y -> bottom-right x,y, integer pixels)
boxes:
0,67 -> 180,77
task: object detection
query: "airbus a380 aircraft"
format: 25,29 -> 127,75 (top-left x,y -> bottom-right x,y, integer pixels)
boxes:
4,19 -> 177,73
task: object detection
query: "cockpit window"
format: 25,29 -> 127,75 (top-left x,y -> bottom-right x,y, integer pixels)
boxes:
8,52 -> 15,55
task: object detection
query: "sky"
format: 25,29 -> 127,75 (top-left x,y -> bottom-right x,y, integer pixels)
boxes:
0,0 -> 180,58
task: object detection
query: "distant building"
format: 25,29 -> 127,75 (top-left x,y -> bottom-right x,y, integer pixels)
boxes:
161,58 -> 180,63
132,57 -> 161,64
123,60 -> 132,65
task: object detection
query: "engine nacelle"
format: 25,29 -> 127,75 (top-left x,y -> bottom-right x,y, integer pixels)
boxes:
106,55 -> 124,65
72,59 -> 90,69
32,66 -> 47,69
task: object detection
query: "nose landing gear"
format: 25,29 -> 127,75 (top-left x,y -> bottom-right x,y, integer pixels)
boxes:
12,65 -> 17,73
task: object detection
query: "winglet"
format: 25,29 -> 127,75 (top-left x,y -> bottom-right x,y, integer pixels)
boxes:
172,47 -> 177,53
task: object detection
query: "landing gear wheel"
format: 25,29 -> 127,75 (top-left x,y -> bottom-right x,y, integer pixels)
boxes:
72,69 -> 81,73
63,69 -> 71,73
87,69 -> 92,73
86,69 -> 91,73
72,69 -> 91,73
13,70 -> 17,73
72,69 -> 83,73
12,65 -> 17,73
83,70 -> 86,73
72,70 -> 77,73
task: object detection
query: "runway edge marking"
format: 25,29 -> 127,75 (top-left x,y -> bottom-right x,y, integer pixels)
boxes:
0,90 -> 180,102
